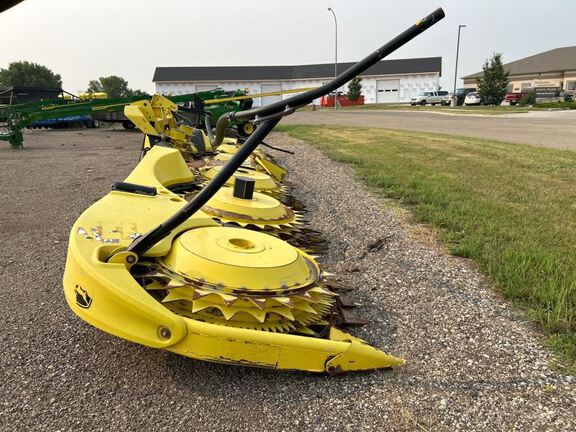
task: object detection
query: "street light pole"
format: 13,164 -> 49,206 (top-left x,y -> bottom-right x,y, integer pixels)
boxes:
452,24 -> 467,107
328,7 -> 338,110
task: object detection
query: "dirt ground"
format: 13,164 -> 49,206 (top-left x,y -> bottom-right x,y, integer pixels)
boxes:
0,127 -> 574,431
283,109 -> 576,151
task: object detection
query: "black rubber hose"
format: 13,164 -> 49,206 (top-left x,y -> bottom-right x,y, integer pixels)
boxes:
211,7 -> 445,147
0,0 -> 25,13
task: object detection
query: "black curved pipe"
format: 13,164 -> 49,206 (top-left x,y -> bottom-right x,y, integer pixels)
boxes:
211,7 -> 445,147
0,0 -> 25,13
128,7 -> 445,257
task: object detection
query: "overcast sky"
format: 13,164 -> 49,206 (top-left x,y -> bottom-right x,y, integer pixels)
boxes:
1,0 -> 575,94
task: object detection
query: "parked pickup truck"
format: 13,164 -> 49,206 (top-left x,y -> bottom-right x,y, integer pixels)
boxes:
505,92 -> 524,106
410,90 -> 449,106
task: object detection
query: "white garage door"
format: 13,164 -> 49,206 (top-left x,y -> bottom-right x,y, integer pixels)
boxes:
260,83 -> 283,106
376,79 -> 400,103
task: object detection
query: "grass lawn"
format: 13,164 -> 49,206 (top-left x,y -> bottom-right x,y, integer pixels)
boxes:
277,124 -> 576,370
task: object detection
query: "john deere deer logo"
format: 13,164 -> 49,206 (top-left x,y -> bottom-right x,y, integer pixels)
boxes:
75,284 -> 92,309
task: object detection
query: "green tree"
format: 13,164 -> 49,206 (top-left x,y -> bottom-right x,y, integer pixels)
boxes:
347,76 -> 362,100
87,76 -> 148,98
130,89 -> 149,97
87,75 -> 131,98
87,80 -> 102,93
519,90 -> 536,106
0,61 -> 62,88
476,53 -> 509,105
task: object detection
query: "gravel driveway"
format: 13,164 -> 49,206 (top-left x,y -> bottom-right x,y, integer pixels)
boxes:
0,128 -> 574,431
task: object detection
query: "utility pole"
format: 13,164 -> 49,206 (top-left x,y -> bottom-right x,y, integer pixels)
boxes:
452,24 -> 467,107
328,7 -> 338,110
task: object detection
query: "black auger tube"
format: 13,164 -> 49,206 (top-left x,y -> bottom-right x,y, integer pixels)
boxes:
127,7 -> 445,258
0,0 -> 25,13
127,118 -> 280,257
211,7 -> 445,147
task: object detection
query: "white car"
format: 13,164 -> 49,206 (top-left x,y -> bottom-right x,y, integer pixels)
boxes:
464,92 -> 483,105
410,91 -> 449,106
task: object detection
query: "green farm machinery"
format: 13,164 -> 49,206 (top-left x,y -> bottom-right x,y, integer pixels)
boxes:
0,88 -> 256,147
0,86 -> 315,147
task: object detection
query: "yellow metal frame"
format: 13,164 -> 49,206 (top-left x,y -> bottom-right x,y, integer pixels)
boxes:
124,94 -> 211,156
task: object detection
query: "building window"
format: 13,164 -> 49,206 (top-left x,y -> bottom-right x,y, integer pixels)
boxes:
567,81 -> 576,91
507,83 -> 513,92
521,83 -> 532,91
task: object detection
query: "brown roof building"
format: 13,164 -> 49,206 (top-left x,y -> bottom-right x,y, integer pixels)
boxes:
462,46 -> 576,92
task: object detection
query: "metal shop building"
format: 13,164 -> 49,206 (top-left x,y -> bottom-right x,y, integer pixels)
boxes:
153,57 -> 442,106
